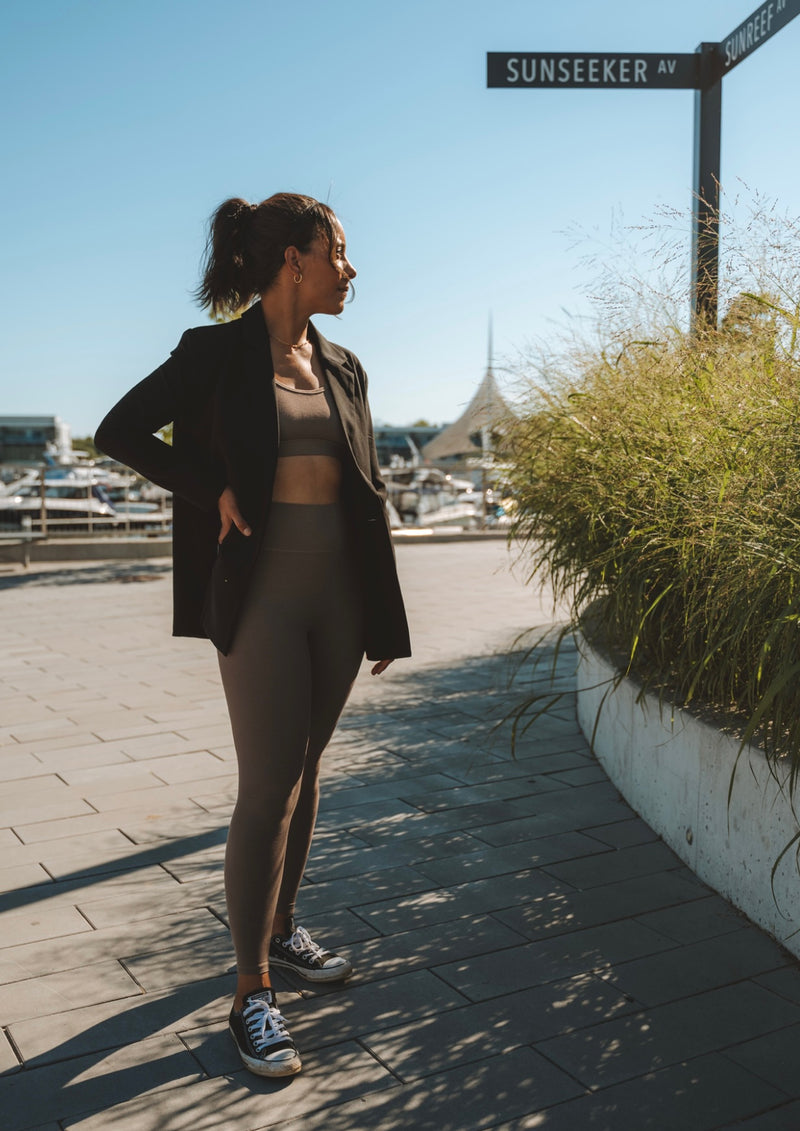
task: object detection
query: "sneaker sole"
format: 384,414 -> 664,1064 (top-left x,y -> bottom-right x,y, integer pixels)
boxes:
269,955 -> 354,983
229,1028 -> 302,1077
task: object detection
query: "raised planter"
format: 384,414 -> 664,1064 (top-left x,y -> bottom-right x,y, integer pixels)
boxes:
576,637 -> 800,958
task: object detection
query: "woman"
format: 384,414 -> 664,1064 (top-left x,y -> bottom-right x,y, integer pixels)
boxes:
95,193 -> 411,1079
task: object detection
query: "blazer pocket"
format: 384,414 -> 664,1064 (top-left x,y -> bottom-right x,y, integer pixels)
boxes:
217,526 -> 252,557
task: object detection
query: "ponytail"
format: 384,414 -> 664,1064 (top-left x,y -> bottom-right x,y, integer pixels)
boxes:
195,198 -> 257,319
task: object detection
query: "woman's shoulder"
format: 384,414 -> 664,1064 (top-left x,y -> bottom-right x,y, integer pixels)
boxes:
177,317 -> 243,354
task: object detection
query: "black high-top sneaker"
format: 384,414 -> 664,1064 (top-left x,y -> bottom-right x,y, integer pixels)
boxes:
270,924 -> 354,983
228,988 -> 301,1077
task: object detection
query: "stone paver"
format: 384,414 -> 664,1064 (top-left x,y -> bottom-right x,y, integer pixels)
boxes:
1,544 -> 799,1129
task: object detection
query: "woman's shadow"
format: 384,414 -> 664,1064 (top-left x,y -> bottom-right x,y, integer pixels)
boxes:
0,825 -> 303,1128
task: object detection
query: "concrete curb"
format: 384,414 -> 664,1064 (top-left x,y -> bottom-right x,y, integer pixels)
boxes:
576,637 -> 800,959
0,538 -> 173,564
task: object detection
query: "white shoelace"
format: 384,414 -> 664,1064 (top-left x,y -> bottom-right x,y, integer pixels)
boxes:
286,925 -> 327,960
242,996 -> 291,1051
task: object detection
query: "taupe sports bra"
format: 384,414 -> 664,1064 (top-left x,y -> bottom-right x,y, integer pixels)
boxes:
274,380 -> 347,458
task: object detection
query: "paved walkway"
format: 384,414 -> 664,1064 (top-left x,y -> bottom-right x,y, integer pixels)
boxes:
1,542 -> 798,1130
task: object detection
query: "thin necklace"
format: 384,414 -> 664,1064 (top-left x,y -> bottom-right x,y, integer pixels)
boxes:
270,332 -> 311,352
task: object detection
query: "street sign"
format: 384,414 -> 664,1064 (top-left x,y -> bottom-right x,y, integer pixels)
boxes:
487,53 -> 698,90
487,0 -> 800,327
720,0 -> 800,74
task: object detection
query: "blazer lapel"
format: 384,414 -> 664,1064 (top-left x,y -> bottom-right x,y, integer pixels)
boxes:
310,322 -> 373,482
220,303 -> 278,525
311,321 -> 354,396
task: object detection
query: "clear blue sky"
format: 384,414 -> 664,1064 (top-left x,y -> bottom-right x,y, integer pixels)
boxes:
2,0 -> 798,436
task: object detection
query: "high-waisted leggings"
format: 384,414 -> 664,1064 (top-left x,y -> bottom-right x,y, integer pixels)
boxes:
218,502 -> 364,975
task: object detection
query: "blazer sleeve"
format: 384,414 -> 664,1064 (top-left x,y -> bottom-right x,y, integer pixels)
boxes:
353,358 -> 388,507
94,331 -> 226,513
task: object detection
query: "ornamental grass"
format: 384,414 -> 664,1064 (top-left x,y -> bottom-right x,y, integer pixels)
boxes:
507,206 -> 800,788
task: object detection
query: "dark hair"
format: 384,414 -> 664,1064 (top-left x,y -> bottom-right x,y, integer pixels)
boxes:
195,192 -> 340,318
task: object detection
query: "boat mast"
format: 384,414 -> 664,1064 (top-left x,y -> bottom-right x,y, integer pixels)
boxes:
480,312 -> 493,527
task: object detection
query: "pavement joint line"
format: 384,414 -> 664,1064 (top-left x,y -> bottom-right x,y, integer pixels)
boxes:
353,1035 -> 406,1084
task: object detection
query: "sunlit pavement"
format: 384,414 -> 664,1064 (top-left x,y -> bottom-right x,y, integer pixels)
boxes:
1,543 -> 799,1130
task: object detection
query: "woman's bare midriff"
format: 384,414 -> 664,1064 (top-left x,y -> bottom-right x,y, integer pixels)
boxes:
271,455 -> 342,504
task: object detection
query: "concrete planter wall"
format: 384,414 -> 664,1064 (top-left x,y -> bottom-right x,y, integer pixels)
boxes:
576,638 -> 800,959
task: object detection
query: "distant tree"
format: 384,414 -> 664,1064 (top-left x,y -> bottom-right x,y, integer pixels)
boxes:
411,418 -> 431,427
72,435 -> 100,459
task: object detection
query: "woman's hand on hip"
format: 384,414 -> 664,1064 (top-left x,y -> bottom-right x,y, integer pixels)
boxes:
371,659 -> 394,676
217,486 -> 252,544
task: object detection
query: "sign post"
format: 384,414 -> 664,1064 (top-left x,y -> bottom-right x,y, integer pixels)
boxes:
488,1 -> 800,328
691,43 -> 723,327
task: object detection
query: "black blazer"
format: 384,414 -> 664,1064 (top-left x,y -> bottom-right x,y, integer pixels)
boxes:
95,302 -> 411,661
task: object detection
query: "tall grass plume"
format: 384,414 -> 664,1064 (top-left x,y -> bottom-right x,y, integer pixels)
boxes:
507,197 -> 800,792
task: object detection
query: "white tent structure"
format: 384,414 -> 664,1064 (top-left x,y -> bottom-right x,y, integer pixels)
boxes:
421,319 -> 514,465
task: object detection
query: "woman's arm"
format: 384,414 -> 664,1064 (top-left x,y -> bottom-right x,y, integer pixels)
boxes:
95,330 -> 226,513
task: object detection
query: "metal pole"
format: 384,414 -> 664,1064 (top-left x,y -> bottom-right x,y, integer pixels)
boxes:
38,466 -> 48,537
21,515 -> 32,568
691,42 -> 723,330
480,425 -> 489,530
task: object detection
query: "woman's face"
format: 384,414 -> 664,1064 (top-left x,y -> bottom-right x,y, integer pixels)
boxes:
299,224 -> 356,314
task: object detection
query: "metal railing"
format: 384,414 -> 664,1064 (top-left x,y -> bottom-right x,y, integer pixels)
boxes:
15,511 -> 173,537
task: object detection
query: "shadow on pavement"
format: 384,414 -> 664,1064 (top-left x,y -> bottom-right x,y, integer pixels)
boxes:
0,827 -> 229,917
1,639 -> 582,1129
0,561 -> 172,590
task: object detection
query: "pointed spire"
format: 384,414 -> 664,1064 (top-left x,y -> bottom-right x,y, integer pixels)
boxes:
420,322 -> 514,464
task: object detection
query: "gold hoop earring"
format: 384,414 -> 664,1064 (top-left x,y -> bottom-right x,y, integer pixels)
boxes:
293,273 -> 302,284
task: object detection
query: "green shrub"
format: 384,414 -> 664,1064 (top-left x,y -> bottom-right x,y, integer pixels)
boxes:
508,252 -> 800,781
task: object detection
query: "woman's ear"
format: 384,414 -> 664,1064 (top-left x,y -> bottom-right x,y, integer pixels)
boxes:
284,245 -> 302,275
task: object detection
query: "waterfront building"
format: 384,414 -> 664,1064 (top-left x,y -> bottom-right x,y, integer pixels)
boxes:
0,416 -> 72,465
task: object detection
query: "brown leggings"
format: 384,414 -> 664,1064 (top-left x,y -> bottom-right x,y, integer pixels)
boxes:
218,502 -> 364,975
